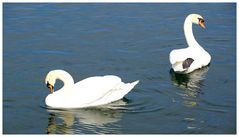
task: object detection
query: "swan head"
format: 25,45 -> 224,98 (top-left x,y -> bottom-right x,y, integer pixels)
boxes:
45,70 -> 74,94
45,71 -> 56,93
189,14 -> 205,29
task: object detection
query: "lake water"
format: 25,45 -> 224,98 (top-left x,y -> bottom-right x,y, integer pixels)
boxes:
3,3 -> 236,134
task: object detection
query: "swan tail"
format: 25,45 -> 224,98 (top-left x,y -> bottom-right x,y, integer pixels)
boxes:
172,61 -> 186,72
118,80 -> 139,95
88,80 -> 139,107
130,80 -> 139,87
172,58 -> 194,73
118,80 -> 139,98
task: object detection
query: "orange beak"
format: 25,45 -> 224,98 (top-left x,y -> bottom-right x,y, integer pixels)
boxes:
47,82 -> 54,93
49,84 -> 54,93
199,20 -> 206,29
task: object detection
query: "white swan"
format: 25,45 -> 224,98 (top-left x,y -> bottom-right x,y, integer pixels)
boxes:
169,14 -> 211,74
45,70 -> 139,109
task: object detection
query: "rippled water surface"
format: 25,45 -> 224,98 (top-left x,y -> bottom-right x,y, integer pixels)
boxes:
3,3 -> 236,134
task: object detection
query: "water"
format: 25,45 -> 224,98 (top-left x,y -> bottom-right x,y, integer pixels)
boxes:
3,3 -> 236,134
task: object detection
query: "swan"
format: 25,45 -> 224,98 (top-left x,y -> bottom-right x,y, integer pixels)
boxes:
169,14 -> 211,74
45,69 -> 139,109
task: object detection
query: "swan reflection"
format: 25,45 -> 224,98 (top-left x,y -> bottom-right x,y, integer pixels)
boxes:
170,66 -> 210,107
46,99 -> 128,134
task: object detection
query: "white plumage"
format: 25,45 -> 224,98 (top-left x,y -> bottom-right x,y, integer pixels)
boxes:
169,14 -> 211,74
45,70 -> 139,109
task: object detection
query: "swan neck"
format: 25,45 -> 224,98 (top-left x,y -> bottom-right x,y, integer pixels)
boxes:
55,70 -> 74,89
184,18 -> 201,48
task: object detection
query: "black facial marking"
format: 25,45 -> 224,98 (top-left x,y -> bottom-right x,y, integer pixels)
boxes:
183,58 -> 194,69
198,18 -> 204,23
47,82 -> 50,88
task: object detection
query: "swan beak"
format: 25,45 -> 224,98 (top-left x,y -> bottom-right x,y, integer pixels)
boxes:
47,82 -> 54,93
199,20 -> 206,29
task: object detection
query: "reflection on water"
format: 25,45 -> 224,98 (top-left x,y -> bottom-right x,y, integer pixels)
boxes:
170,66 -> 210,107
170,67 -> 210,131
46,99 -> 127,134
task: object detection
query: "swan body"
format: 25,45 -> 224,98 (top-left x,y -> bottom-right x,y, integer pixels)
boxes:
45,70 -> 139,109
169,14 -> 211,74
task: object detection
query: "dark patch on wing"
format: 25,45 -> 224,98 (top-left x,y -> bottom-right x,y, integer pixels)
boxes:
182,58 -> 194,69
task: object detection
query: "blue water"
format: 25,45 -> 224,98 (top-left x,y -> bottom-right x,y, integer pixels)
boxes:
3,3 -> 236,134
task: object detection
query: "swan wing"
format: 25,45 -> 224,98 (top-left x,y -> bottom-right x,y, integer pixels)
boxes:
69,75 -> 123,104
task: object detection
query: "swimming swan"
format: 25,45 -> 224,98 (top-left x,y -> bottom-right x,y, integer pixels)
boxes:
45,70 -> 139,109
169,14 -> 211,74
